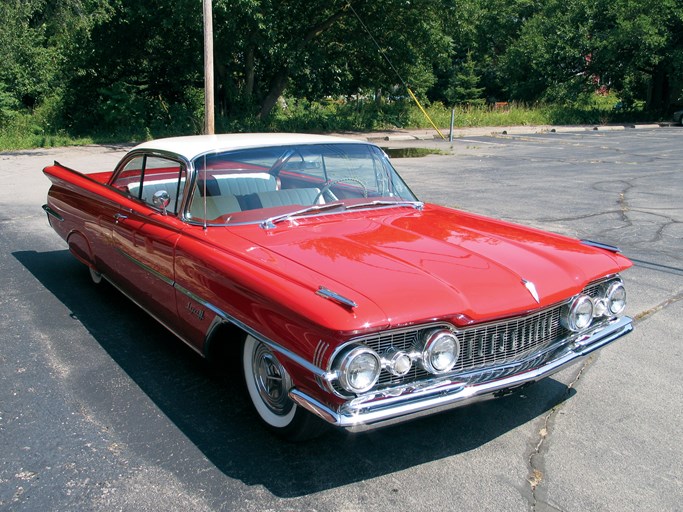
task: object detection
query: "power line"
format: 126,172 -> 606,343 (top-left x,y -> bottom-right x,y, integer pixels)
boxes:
346,3 -> 446,139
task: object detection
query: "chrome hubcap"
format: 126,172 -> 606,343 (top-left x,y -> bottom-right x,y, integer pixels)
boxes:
252,342 -> 293,416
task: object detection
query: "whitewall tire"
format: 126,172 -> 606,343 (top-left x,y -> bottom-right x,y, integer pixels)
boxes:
242,335 -> 326,441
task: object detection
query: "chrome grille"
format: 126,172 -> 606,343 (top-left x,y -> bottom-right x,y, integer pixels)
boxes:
335,276 -> 622,394
458,307 -> 563,367
358,303 -> 570,388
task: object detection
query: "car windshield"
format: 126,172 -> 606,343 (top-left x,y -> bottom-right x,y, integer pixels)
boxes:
186,143 -> 418,226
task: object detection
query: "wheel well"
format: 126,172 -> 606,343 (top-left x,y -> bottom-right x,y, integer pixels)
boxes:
66,230 -> 94,268
204,320 -> 247,374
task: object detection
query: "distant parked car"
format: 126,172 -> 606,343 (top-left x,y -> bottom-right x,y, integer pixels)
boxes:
673,110 -> 683,125
42,133 -> 633,440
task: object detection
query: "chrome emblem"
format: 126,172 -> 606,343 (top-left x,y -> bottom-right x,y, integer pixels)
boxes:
522,279 -> 540,303
186,301 -> 205,320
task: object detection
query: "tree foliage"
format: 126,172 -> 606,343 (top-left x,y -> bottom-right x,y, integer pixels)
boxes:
1,0 -> 681,137
445,51 -> 485,106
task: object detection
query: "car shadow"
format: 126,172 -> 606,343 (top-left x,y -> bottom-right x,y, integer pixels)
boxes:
15,249 -> 576,498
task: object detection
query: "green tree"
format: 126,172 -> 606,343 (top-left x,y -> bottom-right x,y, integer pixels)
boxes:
213,0 -> 450,119
445,50 -> 485,106
0,0 -> 112,114
61,0 -> 203,133
498,0 -> 683,110
588,0 -> 683,110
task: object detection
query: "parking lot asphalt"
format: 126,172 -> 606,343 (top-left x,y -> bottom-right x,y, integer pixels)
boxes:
1,127 -> 681,511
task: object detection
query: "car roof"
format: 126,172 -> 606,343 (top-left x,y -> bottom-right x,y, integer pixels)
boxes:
131,133 -> 364,161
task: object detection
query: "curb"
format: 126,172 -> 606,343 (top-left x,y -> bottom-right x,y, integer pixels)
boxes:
352,123 -> 672,142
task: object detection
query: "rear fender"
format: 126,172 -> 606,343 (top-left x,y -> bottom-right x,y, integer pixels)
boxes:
66,230 -> 95,269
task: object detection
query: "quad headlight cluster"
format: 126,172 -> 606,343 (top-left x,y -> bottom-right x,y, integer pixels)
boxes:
333,328 -> 462,395
561,279 -> 627,333
332,278 -> 627,395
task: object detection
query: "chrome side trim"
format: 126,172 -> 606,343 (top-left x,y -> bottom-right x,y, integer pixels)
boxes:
289,316 -> 633,432
42,204 -> 64,222
109,250 -> 327,378
581,239 -> 621,253
100,274 -> 203,357
173,282 -> 331,380
116,249 -> 175,287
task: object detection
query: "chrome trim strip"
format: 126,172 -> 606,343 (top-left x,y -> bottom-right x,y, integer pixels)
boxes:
316,286 -> 357,309
115,249 -> 175,287
100,274 -> 203,357
581,239 -> 622,253
109,250 -> 323,375
42,204 -> 64,222
289,316 -> 633,432
173,282 -> 331,379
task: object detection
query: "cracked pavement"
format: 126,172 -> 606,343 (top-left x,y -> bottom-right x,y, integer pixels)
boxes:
1,127 -> 682,511
391,127 -> 683,511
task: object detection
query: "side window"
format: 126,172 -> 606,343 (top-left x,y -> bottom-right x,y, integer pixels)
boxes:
111,155 -> 186,215
111,156 -> 145,198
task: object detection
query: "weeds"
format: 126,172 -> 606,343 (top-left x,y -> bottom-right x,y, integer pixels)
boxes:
0,94 -> 656,151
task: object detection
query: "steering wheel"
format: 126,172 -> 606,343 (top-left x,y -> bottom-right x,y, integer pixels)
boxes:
314,177 -> 368,204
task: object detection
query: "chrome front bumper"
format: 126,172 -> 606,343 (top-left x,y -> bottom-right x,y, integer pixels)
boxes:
289,316 -> 633,432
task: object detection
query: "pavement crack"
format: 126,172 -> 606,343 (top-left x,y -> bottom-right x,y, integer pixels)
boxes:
633,292 -> 683,323
528,291 -> 682,511
527,360 -> 589,512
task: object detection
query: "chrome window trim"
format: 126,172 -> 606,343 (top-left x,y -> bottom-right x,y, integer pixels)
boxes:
181,142 -> 419,227
109,149 -> 192,217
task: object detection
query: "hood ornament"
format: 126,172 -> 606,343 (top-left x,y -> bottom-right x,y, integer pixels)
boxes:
522,279 -> 540,304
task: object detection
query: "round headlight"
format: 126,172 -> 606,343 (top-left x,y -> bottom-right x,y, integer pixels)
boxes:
562,294 -> 594,332
337,346 -> 381,394
606,281 -> 627,316
593,298 -> 608,317
383,348 -> 412,377
421,330 -> 460,374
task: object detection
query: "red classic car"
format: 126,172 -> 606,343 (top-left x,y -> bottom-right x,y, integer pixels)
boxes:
42,133 -> 633,440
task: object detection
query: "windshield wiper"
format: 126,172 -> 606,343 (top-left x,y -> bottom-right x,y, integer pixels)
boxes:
260,202 -> 345,229
344,199 -> 424,211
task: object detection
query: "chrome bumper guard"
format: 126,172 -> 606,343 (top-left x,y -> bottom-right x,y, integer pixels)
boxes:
290,316 -> 633,432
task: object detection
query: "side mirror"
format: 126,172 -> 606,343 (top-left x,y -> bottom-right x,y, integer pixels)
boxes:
152,190 -> 171,214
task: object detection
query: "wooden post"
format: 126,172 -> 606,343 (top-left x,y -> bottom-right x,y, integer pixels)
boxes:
203,0 -> 215,135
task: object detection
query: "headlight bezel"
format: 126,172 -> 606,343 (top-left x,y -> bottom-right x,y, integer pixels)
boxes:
606,281 -> 627,316
335,345 -> 382,394
562,277 -> 627,333
562,294 -> 595,332
382,347 -> 413,377
420,329 -> 460,374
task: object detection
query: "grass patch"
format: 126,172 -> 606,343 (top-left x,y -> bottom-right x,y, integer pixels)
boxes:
0,93 -> 659,151
381,147 -> 449,158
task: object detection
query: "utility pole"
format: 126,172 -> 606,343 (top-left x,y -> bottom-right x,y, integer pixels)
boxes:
203,0 -> 215,135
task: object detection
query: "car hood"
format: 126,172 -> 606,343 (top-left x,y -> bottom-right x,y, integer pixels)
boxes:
228,205 -> 631,329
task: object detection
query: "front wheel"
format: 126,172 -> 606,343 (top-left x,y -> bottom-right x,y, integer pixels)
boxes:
242,335 -> 326,441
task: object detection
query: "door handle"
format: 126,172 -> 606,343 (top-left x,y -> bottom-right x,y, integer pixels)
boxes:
114,213 -> 128,223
